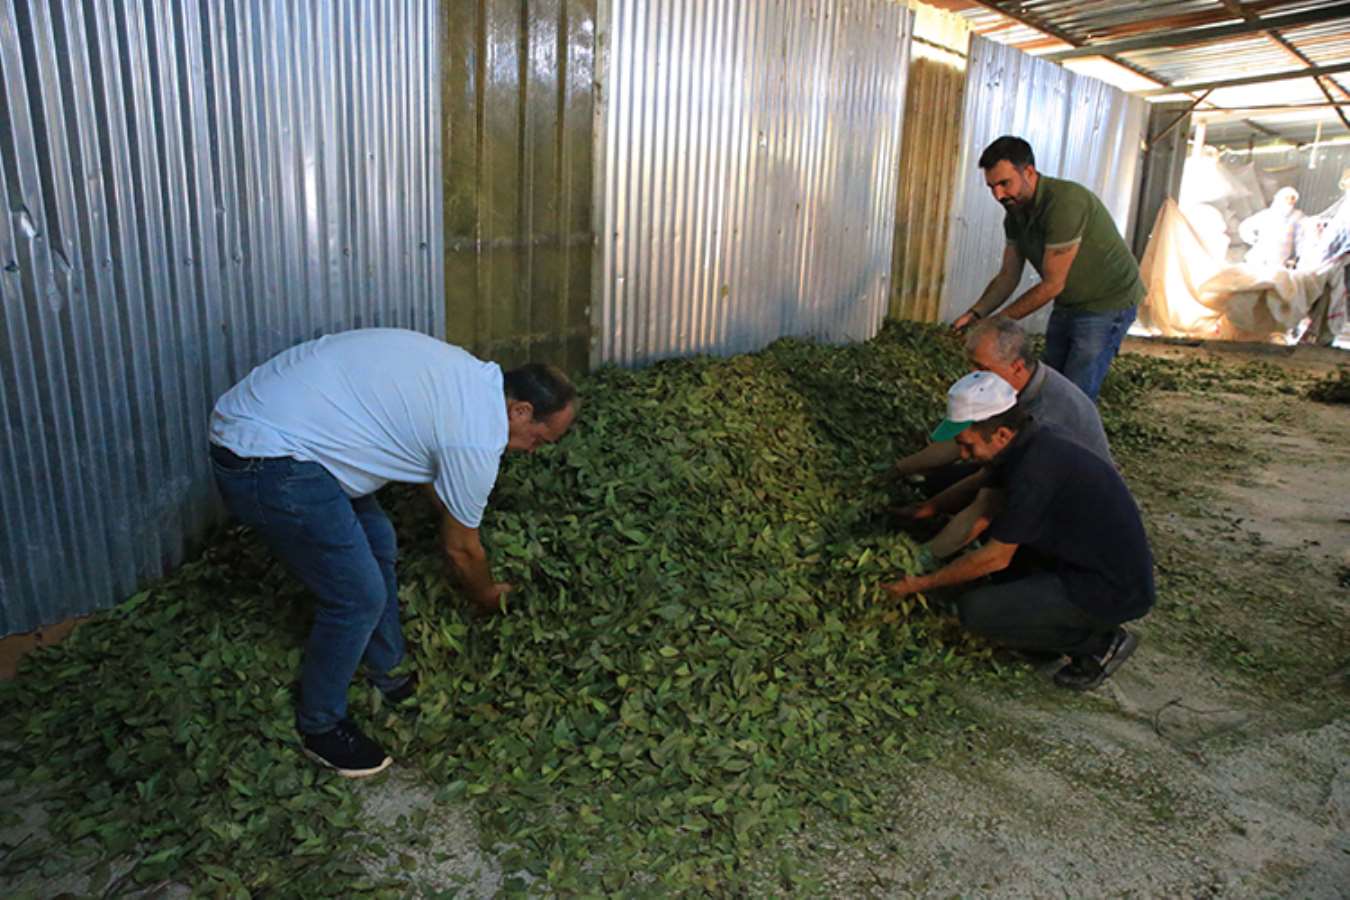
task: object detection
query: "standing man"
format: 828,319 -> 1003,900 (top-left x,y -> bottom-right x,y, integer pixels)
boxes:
209,329 -> 576,777
882,372 -> 1154,691
952,136 -> 1144,400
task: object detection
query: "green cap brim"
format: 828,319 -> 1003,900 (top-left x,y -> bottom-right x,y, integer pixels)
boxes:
930,418 -> 972,442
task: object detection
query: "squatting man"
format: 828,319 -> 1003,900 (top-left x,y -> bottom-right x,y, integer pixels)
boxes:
882,371 -> 1154,691
893,317 -> 1112,562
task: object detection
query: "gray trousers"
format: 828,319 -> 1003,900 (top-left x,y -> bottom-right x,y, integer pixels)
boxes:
957,571 -> 1116,658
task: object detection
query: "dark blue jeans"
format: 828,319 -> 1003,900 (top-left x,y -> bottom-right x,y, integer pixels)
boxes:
210,445 -> 406,735
1042,304 -> 1137,400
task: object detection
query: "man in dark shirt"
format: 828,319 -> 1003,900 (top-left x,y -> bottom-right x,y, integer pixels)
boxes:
882,371 -> 1154,691
893,317 -> 1113,558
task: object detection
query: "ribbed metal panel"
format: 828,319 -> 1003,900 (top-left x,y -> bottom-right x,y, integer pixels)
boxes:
441,0 -> 596,374
1173,142 -> 1349,233
939,35 -> 1146,330
594,0 -> 913,366
1227,143 -> 1350,215
1296,144 -> 1350,214
0,1 -> 442,635
891,55 -> 967,323
954,0 -> 1350,53
890,2 -> 970,324
952,0 -> 1350,146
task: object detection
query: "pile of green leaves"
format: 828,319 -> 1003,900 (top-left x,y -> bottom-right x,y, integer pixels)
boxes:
1307,366 -> 1350,404
1,322 -> 981,894
1098,352 -> 1306,401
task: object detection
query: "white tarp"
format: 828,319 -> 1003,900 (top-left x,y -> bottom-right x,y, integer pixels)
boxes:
1137,200 -> 1348,343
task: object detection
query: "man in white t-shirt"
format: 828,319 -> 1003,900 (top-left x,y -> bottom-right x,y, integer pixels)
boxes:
209,329 -> 576,777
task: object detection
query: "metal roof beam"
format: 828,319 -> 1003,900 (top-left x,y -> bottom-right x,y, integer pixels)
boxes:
1193,100 -> 1350,114
962,0 -> 1171,87
1139,60 -> 1350,96
1263,33 -> 1350,131
960,0 -> 1082,49
1042,6 -> 1350,62
1213,0 -> 1350,130
965,0 -> 1284,142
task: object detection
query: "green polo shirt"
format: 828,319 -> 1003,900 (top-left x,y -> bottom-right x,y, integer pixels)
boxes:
1002,175 -> 1144,314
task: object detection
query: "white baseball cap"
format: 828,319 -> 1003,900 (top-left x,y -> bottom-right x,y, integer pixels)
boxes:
930,371 -> 1018,441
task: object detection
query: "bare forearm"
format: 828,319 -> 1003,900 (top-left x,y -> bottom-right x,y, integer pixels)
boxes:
896,440 -> 960,476
926,504 -> 990,559
999,279 -> 1060,320
971,274 -> 1019,317
907,545 -> 1009,592
445,541 -> 495,603
925,470 -> 989,516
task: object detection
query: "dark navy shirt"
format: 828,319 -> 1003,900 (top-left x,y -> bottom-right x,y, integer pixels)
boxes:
987,424 -> 1155,622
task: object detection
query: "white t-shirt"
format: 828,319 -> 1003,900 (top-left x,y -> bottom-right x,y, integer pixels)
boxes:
209,329 -> 507,528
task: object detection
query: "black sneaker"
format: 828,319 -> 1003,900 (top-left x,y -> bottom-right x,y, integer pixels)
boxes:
382,672 -> 418,704
301,720 -> 392,778
1054,629 -> 1139,692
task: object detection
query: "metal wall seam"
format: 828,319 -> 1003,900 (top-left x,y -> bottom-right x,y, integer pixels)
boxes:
1295,145 -> 1350,214
60,1 -> 134,603
939,35 -> 1147,330
594,0 -> 913,368
0,0 -> 442,636
25,2 -> 91,614
893,49 -> 969,321
1216,143 -> 1350,217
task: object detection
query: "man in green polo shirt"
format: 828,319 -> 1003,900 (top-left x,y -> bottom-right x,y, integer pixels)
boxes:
951,136 -> 1144,400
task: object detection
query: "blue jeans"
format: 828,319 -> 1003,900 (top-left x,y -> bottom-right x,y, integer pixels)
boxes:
1042,305 -> 1137,401
210,445 -> 406,735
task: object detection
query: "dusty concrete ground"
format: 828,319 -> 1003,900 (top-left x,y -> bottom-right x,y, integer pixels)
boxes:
789,338 -> 1350,897
2,339 -> 1347,897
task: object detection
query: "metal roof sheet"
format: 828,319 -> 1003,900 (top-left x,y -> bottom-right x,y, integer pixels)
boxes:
937,0 -> 1350,146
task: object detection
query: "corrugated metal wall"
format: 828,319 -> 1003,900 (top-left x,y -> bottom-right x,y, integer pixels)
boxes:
891,57 -> 966,323
1224,144 -> 1350,217
1295,145 -> 1350,216
940,35 -> 1147,330
594,0 -> 913,366
442,0 -> 595,373
890,1 -> 969,323
0,1 -> 442,635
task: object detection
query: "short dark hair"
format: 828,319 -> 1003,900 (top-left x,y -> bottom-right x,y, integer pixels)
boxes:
970,403 -> 1027,438
503,363 -> 576,420
978,136 -> 1035,171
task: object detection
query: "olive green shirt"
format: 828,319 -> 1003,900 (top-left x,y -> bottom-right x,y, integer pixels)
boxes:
1002,175 -> 1144,314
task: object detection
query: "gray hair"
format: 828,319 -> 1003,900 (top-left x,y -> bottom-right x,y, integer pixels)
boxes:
965,317 -> 1034,366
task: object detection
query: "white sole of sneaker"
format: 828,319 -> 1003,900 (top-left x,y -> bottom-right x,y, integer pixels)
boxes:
303,748 -> 393,779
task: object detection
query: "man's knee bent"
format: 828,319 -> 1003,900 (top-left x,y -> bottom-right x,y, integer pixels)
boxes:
956,589 -> 1004,637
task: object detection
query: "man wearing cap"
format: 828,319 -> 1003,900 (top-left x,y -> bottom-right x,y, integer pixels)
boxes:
895,316 -> 1111,481
951,135 -> 1143,400
895,317 -> 1111,557
882,371 -> 1154,691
